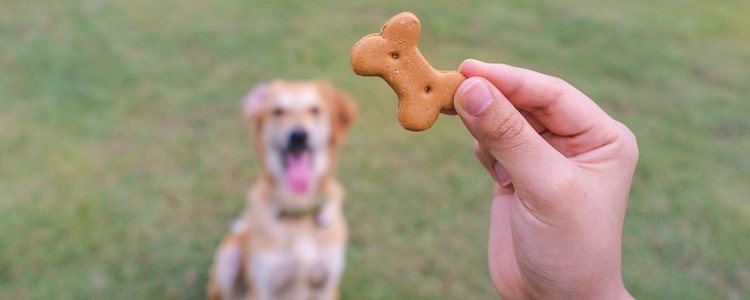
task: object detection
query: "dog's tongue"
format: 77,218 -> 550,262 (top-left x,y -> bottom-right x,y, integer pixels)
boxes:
285,152 -> 311,194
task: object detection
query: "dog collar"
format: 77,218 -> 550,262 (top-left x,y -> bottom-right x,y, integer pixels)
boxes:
277,198 -> 325,220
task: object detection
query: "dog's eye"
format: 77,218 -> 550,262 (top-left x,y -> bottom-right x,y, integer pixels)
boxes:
309,106 -> 320,116
272,107 -> 284,117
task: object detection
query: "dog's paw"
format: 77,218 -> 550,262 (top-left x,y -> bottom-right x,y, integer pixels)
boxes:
316,205 -> 336,228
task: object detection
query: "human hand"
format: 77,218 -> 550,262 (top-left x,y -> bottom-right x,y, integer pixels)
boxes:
453,59 -> 638,299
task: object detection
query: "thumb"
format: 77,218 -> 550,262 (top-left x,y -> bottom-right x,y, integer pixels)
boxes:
454,77 -> 570,189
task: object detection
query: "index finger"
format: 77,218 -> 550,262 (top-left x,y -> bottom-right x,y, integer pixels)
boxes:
458,59 -> 613,136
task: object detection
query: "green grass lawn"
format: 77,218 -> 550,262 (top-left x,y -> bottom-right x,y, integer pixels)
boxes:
1,0 -> 749,299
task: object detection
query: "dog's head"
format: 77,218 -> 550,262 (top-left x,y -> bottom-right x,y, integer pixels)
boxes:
243,80 -> 357,196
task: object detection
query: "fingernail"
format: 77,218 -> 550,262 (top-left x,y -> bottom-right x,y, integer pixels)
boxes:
458,58 -> 478,71
494,163 -> 511,187
456,77 -> 492,117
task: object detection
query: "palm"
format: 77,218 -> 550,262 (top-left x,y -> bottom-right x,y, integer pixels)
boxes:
456,59 -> 635,299
486,125 -> 631,299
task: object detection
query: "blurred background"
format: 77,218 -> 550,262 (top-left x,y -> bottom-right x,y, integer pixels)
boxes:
1,0 -> 748,299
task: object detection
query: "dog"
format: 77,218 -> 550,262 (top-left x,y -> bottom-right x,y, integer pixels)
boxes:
208,80 -> 357,300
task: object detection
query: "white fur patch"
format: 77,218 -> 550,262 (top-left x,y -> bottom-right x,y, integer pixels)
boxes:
251,251 -> 299,299
277,87 -> 319,108
295,236 -> 317,265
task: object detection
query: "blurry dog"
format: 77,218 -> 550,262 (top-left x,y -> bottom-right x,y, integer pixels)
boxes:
208,80 -> 357,300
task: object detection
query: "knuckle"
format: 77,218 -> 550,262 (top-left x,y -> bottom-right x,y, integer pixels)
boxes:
472,141 -> 483,158
545,75 -> 573,92
613,121 -> 640,164
549,76 -> 570,88
481,111 -> 527,149
529,75 -> 573,115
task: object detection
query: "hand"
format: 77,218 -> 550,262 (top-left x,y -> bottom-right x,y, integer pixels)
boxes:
453,59 -> 638,299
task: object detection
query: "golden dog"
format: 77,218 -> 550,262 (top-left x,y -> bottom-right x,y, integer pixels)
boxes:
208,80 -> 357,300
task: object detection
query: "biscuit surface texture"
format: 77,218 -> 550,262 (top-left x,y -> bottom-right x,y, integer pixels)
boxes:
350,12 -> 466,131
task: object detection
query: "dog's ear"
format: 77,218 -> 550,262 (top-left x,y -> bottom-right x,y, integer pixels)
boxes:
330,88 -> 357,146
243,83 -> 270,121
335,91 -> 357,132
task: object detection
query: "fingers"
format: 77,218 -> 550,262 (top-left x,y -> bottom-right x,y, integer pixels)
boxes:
459,59 -> 613,137
487,185 -> 524,299
455,77 -> 572,190
473,141 -> 511,187
473,141 -> 498,183
519,109 -> 546,134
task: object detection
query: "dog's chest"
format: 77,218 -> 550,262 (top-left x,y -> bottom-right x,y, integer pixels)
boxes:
284,230 -> 345,281
250,228 -> 345,299
288,233 -> 317,266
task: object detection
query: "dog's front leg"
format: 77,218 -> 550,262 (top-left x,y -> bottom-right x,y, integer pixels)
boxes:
317,180 -> 344,227
310,247 -> 345,300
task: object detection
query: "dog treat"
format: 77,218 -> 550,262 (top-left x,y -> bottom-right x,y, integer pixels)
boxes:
350,12 -> 466,131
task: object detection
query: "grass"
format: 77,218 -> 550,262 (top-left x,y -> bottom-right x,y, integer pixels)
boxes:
1,0 -> 749,299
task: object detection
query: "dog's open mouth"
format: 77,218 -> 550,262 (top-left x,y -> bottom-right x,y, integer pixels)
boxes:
282,148 -> 313,194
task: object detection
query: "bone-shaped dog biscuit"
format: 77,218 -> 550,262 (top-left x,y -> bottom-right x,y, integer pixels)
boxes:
350,12 -> 466,131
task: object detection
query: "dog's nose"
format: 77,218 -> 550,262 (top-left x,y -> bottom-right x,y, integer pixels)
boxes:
288,128 -> 308,150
